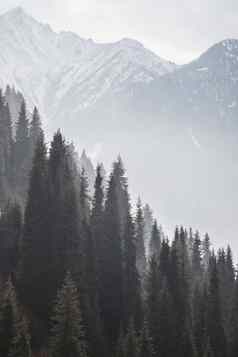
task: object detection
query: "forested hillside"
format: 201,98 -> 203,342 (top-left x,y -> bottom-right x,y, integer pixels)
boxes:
0,88 -> 237,357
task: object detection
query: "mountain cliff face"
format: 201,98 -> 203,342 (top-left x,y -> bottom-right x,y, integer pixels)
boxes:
1,7 -> 238,250
0,7 -> 176,125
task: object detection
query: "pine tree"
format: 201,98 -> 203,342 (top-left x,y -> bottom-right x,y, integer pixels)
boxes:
47,130 -> 81,298
9,314 -> 31,357
100,173 -> 123,347
29,107 -> 43,159
13,99 -> 30,200
202,233 -> 211,272
91,165 -> 104,282
19,135 -> 49,323
206,255 -> 227,357
229,278 -> 238,357
192,284 -> 207,357
123,207 -> 142,330
135,198 -> 146,280
192,231 -> 202,285
112,157 -> 129,239
168,229 -> 194,357
159,238 -> 170,278
79,168 -> 91,224
143,204 -> 153,257
0,93 -> 14,207
0,279 -> 31,357
149,220 -> 161,261
146,256 -> 160,355
49,272 -> 87,357
0,202 -> 22,277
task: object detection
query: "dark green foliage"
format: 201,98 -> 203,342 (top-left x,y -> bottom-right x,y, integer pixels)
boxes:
123,208 -> 142,330
0,91 -> 14,208
49,272 -> 87,357
19,135 -> 49,322
100,173 -> 123,347
149,220 -> 161,260
0,203 -> 22,276
146,256 -> 160,354
0,279 -> 31,357
135,198 -> 146,279
29,107 -> 43,159
207,256 -> 227,357
13,100 -> 30,199
0,97 -> 237,357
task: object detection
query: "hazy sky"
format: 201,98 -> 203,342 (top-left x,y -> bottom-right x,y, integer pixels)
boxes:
0,0 -> 238,63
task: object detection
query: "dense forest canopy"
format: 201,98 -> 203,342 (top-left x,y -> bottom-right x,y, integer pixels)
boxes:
0,87 -> 237,357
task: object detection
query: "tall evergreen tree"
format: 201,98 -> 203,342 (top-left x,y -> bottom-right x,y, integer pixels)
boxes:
0,202 -> 22,277
112,157 -> 129,239
19,135 -> 49,323
0,279 -> 31,357
149,220 -> 161,261
47,131 -> 81,305
230,277 -> 238,357
100,173 -> 123,347
146,256 -> 160,355
123,207 -> 142,330
49,272 -> 87,357
29,107 -> 43,159
206,255 -> 227,357
13,100 -> 30,200
135,198 -> 146,280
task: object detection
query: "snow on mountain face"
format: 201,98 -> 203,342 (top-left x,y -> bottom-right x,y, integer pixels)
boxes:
0,7 -> 176,122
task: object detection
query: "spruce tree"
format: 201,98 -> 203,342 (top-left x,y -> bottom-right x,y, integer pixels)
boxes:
202,233 -> 211,272
192,231 -> 202,285
123,207 -> 142,330
0,202 -> 22,277
49,272 -> 87,357
29,107 -> 43,159
91,164 -> 104,286
146,256 -> 161,355
206,255 -> 227,357
230,278 -> 238,357
112,157 -> 129,238
47,131 -> 81,303
135,198 -> 146,279
19,135 -> 49,322
0,94 -> 14,207
143,204 -> 153,257
100,173 -> 123,347
13,99 -> 30,200
0,279 -> 31,357
149,220 -> 161,260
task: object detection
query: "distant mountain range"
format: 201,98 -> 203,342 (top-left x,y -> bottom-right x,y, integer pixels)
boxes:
1,7 -> 238,251
0,7 -> 175,125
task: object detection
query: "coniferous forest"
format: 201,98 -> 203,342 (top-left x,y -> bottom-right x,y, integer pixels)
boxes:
0,87 -> 238,357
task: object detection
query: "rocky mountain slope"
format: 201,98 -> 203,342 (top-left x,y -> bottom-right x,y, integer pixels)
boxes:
1,7 -> 238,251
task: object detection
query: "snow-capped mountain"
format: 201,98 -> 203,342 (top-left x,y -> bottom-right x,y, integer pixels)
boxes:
132,38 -> 238,127
0,7 -> 176,123
1,7 -> 238,251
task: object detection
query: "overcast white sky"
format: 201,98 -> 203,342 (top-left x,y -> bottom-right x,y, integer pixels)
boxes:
0,0 -> 238,63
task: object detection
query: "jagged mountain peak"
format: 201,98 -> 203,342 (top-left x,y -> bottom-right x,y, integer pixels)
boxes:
0,7 -> 176,118
0,6 -> 46,29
